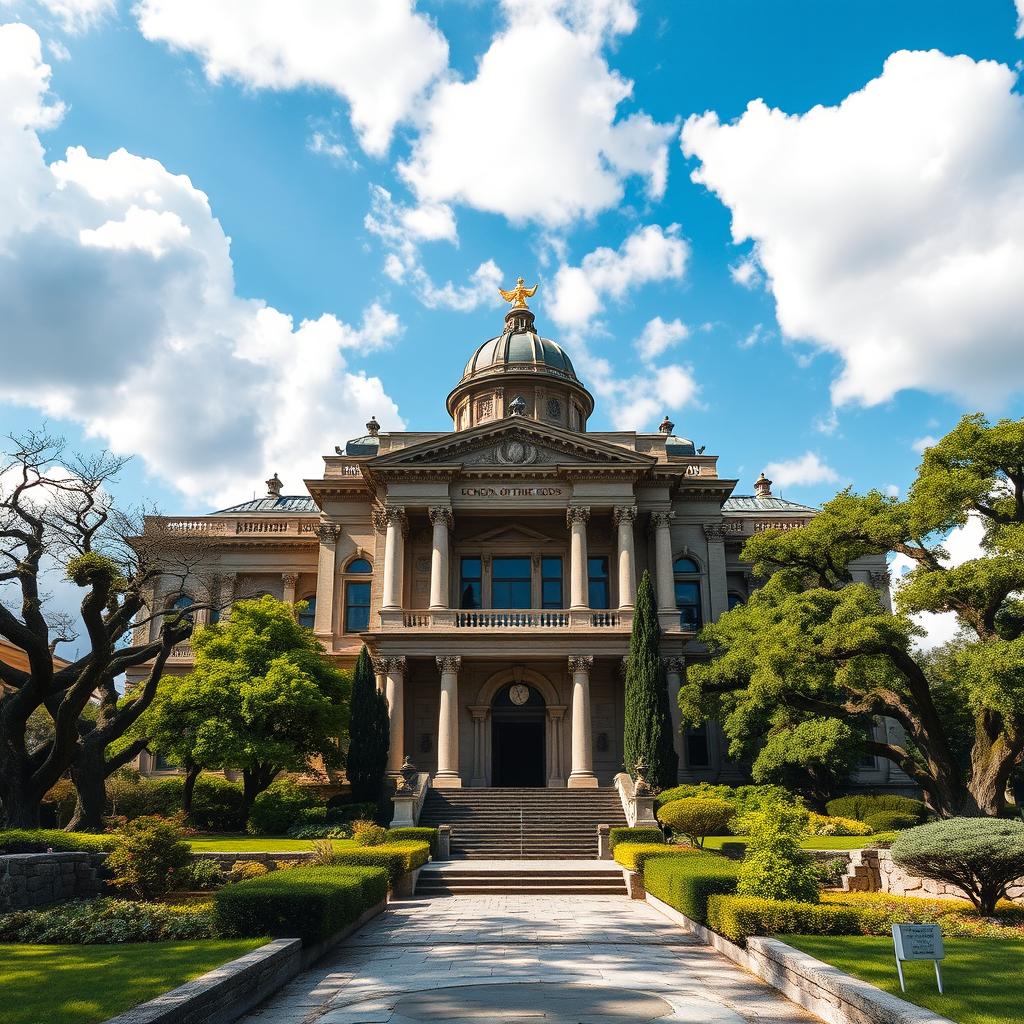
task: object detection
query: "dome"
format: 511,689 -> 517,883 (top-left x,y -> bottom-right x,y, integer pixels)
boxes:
459,309 -> 579,384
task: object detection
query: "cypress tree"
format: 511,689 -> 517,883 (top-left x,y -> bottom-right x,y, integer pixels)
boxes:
345,646 -> 391,804
623,570 -> 678,788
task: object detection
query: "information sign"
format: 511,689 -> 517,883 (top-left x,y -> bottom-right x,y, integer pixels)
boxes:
891,924 -> 945,993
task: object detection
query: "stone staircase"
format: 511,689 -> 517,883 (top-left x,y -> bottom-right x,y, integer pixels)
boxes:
415,863 -> 627,896
419,787 -> 627,860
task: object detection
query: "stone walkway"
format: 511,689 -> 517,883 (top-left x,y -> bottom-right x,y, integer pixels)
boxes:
240,896 -> 819,1024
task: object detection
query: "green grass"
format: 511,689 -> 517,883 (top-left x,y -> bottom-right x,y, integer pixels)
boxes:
187,836 -> 361,853
0,939 -> 265,1024
698,833 -> 897,851
784,934 -> 1024,1024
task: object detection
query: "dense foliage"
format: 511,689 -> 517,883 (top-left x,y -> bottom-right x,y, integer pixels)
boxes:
684,414 -> 1024,817
708,895 -> 862,941
247,779 -> 321,836
825,794 -> 926,823
736,806 -> 820,903
608,826 -> 664,852
657,797 -> 735,847
654,783 -> 795,815
642,855 -> 740,924
805,813 -> 873,837
105,816 -> 192,900
344,647 -> 390,805
623,571 -> 677,787
890,817 -> 1024,914
387,827 -> 440,858
0,829 -> 116,853
329,840 -> 430,882
613,842 -> 699,874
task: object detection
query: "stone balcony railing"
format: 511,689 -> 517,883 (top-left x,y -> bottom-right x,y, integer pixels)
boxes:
378,608 -> 634,631
158,517 -> 318,537
168,642 -> 194,661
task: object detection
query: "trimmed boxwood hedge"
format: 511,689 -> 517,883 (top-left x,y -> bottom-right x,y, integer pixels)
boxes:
214,865 -> 388,944
609,826 -> 664,852
707,894 -> 864,942
0,829 -> 117,854
613,842 -> 698,874
825,795 -> 925,823
330,840 -> 430,882
643,855 -> 740,925
387,827 -> 439,858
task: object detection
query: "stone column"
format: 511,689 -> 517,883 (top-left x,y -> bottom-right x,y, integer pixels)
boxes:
468,706 -> 490,787
313,524 -> 339,635
614,505 -> 637,610
703,522 -> 729,622
428,506 -> 453,611
651,511 -> 676,611
376,506 -> 407,611
435,656 -> 462,787
375,656 -> 406,774
567,507 -> 591,610
567,655 -> 597,788
664,657 -> 685,781
281,572 -> 298,607
546,705 -> 567,787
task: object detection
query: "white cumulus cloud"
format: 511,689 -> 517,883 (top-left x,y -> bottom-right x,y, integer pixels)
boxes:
681,50 -> 1024,408
1017,0 -> 1024,38
635,316 -> 688,361
912,435 -> 938,454
133,0 -> 448,157
5,0 -> 114,33
0,22 -> 403,508
763,452 -> 839,489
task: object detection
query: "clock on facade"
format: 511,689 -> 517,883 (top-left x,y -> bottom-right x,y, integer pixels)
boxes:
509,683 -> 531,706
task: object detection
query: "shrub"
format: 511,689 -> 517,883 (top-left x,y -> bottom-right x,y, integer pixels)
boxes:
286,824 -> 353,840
609,826 -> 664,852
613,842 -> 699,874
352,820 -> 388,846
820,891 -> 1024,938
177,859 -> 225,891
658,798 -> 735,847
309,839 -> 336,866
326,800 -> 379,823
388,827 -> 440,858
825,795 -> 926,823
643,855 -> 740,924
863,811 -> 918,833
0,898 -> 215,944
805,813 -> 873,837
812,857 -> 850,888
41,779 -> 78,828
294,806 -> 328,825
247,779 -> 322,836
191,776 -> 246,831
214,865 -> 388,944
890,817 -> 1024,915
229,860 -> 270,881
330,840 -> 430,883
105,817 -> 192,900
0,829 -> 116,854
736,806 -> 820,904
708,895 -> 863,942
654,783 -> 795,815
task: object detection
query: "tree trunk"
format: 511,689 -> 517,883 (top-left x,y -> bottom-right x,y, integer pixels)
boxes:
67,743 -> 107,833
181,764 -> 201,817
0,773 -> 43,829
241,766 -> 276,816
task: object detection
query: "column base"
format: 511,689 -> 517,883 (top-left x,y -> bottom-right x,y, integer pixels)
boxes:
433,774 -> 462,789
567,773 -> 599,789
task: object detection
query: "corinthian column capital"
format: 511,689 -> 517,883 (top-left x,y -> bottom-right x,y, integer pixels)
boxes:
373,505 -> 407,534
315,521 -> 340,545
436,655 -> 462,675
428,506 -> 454,529
649,510 -> 675,531
568,655 -> 593,674
566,506 -> 591,528
613,505 -> 637,526
703,522 -> 728,541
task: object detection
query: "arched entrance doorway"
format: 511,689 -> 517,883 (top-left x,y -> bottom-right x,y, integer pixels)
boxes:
491,682 -> 546,787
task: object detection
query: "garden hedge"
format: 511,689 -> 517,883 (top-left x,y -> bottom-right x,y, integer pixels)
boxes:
609,826 -> 664,852
388,827 -> 439,858
825,795 -> 925,823
613,842 -> 698,874
863,811 -> 918,833
330,840 -> 430,882
643,855 -> 740,924
707,895 -> 864,942
214,865 -> 388,944
0,829 -> 117,854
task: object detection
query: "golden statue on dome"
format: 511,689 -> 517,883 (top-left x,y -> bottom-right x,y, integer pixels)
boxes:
499,276 -> 538,310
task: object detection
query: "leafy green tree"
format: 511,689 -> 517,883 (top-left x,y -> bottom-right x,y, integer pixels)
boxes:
683,414 -> 1024,817
148,596 -> 349,815
344,646 -> 390,805
623,571 -> 678,788
736,804 -> 820,903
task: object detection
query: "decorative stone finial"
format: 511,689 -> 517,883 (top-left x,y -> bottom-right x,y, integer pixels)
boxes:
366,416 -> 380,437
498,276 -> 538,310
508,394 -> 527,416
755,472 -> 772,498
633,757 -> 653,796
265,472 -> 283,498
658,415 -> 675,435
398,755 -> 418,793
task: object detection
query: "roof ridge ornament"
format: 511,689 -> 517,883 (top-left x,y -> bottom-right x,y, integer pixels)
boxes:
498,276 -> 538,310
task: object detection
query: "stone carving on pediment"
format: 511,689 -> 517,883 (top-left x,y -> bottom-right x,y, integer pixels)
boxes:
398,428 -> 639,468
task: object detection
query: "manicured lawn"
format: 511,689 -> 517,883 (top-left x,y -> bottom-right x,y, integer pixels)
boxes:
0,939 -> 265,1024
784,934 -> 1024,1024
699,833 -> 896,851
188,835 -> 360,853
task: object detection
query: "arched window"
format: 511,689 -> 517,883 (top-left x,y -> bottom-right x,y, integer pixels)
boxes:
171,594 -> 194,611
297,594 -> 317,629
343,557 -> 372,632
727,592 -> 744,611
673,556 -> 702,631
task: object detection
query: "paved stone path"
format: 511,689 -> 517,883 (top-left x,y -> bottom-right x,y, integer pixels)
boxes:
240,896 -> 819,1024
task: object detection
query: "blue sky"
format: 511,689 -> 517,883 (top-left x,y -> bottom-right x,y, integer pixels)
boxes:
1,0 -> 1023,518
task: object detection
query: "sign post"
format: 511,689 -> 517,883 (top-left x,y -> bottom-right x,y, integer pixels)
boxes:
891,924 -> 945,994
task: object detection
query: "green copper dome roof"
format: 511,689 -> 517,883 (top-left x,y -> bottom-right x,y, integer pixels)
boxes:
461,311 -> 578,383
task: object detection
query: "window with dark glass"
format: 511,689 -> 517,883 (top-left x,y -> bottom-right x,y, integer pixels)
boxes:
727,592 -> 744,611
686,724 -> 710,767
459,557 -> 482,609
298,594 -> 317,629
344,581 -> 370,632
587,556 -> 610,609
346,557 -> 372,574
541,556 -> 563,609
171,594 -> 193,611
492,556 -> 531,609
674,556 -> 702,630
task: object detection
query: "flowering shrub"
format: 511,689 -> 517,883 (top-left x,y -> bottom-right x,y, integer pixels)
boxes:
286,824 -> 354,840
106,817 -> 192,900
177,858 -> 225,891
805,813 -> 873,837
352,820 -> 388,846
0,898 -> 215,943
229,860 -> 270,881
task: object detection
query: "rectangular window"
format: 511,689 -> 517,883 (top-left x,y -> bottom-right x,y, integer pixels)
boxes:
492,556 -> 532,609
686,725 -> 710,768
588,556 -> 610,609
344,580 -> 371,632
541,556 -> 563,609
675,581 -> 702,630
459,557 -> 482,609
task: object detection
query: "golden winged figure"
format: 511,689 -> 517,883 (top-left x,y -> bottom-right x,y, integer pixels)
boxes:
499,276 -> 538,310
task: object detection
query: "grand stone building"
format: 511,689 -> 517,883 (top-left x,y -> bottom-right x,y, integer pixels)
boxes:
133,292 -> 904,792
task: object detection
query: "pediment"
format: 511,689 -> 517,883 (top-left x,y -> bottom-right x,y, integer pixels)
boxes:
462,524 -> 557,544
369,420 -> 654,470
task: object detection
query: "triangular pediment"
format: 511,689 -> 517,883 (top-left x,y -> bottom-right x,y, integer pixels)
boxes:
370,419 -> 654,470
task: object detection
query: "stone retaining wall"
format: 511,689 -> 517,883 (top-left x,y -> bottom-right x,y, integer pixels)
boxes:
0,852 -> 103,910
843,848 -> 1024,901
